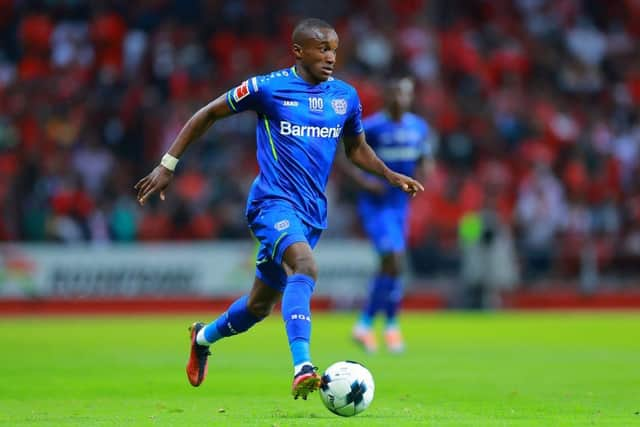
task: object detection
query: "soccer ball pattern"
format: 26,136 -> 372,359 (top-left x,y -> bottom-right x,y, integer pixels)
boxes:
319,361 -> 375,416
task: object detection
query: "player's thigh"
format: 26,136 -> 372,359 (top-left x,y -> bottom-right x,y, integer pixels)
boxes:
363,208 -> 405,254
357,202 -> 382,241
248,201 -> 309,266
381,251 -> 404,275
249,201 -> 321,288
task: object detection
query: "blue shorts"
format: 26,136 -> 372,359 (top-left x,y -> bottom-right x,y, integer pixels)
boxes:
358,199 -> 408,254
247,199 -> 322,292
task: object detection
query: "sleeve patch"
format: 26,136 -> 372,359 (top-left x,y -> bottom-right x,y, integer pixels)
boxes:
233,80 -> 250,102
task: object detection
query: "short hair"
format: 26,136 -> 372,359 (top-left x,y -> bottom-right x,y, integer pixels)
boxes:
292,18 -> 334,44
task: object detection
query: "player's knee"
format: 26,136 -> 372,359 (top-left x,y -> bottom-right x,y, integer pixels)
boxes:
382,266 -> 399,276
291,256 -> 318,281
283,243 -> 318,280
382,254 -> 402,276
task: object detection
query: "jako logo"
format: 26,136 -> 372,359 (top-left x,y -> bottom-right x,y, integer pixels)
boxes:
283,100 -> 299,107
280,121 -> 341,138
291,313 -> 311,321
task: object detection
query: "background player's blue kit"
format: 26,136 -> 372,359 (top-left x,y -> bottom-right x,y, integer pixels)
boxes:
357,111 -> 431,253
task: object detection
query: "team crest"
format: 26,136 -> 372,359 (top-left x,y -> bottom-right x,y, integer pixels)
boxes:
331,99 -> 347,115
233,80 -> 250,102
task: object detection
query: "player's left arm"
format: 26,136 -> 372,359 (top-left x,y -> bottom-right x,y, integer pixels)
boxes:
343,133 -> 424,197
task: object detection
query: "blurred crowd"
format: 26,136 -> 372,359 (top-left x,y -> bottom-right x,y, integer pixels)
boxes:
1,0 -> 640,284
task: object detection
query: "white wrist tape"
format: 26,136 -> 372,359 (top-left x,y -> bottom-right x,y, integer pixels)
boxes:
160,153 -> 179,171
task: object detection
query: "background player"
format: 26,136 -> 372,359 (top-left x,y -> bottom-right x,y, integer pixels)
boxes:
349,76 -> 434,353
134,19 -> 423,399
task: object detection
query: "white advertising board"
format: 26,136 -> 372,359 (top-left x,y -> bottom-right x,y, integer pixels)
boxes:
0,240 -> 377,299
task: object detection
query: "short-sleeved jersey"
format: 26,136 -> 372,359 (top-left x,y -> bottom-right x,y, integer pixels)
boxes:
358,111 -> 431,209
226,66 -> 364,229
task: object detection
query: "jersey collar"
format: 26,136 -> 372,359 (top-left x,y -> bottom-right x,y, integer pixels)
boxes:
290,65 -> 333,86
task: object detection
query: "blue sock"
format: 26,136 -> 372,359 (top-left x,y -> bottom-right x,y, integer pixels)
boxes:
289,339 -> 309,368
385,276 -> 403,326
202,295 -> 262,344
282,274 -> 315,366
361,274 -> 391,326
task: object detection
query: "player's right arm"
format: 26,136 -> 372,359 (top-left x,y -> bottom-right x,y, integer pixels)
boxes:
135,75 -> 270,205
136,77 -> 267,205
134,93 -> 232,205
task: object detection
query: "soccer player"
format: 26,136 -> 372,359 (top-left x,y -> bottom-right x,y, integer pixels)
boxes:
349,76 -> 434,354
134,19 -> 423,400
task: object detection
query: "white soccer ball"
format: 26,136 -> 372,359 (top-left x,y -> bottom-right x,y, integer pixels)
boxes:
319,360 -> 375,417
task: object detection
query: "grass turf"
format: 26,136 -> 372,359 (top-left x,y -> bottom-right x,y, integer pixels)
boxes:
0,312 -> 638,426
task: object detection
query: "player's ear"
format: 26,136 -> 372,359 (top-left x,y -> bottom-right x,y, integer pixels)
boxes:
292,43 -> 303,60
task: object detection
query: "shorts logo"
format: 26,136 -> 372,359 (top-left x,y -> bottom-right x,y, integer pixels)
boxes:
233,80 -> 250,102
283,100 -> 299,107
291,313 -> 311,321
331,99 -> 347,115
274,219 -> 290,231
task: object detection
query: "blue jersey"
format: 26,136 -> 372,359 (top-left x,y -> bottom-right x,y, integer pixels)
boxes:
358,111 -> 431,209
226,66 -> 364,229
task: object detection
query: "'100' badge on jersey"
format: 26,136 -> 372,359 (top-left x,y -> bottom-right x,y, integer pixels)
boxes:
233,80 -> 250,102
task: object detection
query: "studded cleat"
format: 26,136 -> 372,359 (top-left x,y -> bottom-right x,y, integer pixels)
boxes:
291,364 -> 321,400
186,322 -> 211,387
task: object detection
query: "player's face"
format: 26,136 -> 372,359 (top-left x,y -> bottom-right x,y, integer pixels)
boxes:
387,78 -> 414,112
297,28 -> 339,83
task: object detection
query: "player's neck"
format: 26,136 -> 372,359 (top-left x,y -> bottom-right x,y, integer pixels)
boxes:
386,108 -> 405,122
293,64 -> 323,86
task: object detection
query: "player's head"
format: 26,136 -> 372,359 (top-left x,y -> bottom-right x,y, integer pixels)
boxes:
385,76 -> 415,116
292,18 -> 338,84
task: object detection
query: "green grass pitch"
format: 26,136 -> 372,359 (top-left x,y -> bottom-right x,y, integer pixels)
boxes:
1,312 -> 639,426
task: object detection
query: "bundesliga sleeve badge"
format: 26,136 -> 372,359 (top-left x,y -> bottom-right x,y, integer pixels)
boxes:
233,80 -> 251,103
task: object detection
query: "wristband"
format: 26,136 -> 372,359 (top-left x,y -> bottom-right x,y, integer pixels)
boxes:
160,153 -> 179,171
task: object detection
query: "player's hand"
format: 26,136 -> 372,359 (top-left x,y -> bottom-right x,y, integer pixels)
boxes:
134,165 -> 174,206
386,171 -> 424,197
